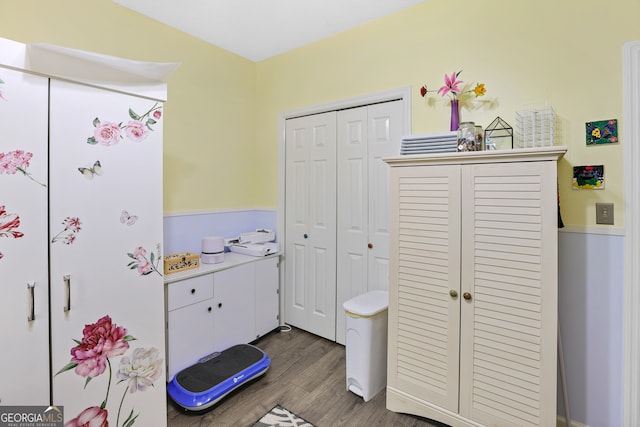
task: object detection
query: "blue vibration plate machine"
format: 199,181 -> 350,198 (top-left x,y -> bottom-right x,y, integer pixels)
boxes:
167,343 -> 271,412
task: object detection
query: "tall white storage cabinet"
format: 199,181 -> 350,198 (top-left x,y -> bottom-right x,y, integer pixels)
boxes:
0,38 -> 175,426
384,147 -> 566,427
284,100 -> 404,343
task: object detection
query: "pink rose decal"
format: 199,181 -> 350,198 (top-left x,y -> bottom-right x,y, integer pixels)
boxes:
64,406 -> 108,427
65,315 -> 133,378
125,120 -> 149,142
87,103 -> 162,146
92,122 -> 121,146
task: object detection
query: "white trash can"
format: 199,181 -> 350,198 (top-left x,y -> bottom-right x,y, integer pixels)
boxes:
343,290 -> 388,402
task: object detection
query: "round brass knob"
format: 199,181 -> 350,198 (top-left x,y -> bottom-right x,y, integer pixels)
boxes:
463,292 -> 472,300
449,290 -> 458,298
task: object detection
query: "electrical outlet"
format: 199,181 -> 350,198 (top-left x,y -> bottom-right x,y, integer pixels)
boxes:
596,203 -> 614,225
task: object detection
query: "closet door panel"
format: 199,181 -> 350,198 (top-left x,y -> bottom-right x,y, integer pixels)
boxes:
0,68 -> 50,405
285,112 -> 336,340
48,80 -> 166,426
367,101 -> 403,291
336,106 -> 369,344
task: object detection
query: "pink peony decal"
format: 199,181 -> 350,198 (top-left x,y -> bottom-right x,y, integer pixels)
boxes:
87,103 -> 161,146
68,315 -> 132,378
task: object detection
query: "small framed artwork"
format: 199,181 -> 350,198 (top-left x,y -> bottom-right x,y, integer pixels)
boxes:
585,119 -> 618,145
573,165 -> 604,189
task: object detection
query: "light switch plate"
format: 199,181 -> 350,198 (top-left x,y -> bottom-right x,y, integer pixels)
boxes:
596,203 -> 614,225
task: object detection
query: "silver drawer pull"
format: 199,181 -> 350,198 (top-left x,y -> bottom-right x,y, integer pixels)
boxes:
63,274 -> 71,312
27,282 -> 35,321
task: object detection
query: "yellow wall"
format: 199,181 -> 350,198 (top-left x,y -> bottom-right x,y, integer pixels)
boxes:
0,0 -> 257,213
2,0 -> 639,228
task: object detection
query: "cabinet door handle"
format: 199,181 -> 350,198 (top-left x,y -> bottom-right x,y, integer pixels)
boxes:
208,306 -> 212,312
63,274 -> 71,312
218,302 -> 222,308
367,243 -> 373,249
463,292 -> 472,301
27,282 -> 35,321
303,233 -> 308,239
449,289 -> 458,298
191,288 -> 196,294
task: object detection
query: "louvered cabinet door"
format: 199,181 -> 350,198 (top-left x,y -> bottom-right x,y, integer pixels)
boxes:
459,160 -> 558,427
387,164 -> 462,412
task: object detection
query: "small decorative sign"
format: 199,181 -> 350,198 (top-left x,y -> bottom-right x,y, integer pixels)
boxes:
573,165 -> 604,189
585,119 -> 618,145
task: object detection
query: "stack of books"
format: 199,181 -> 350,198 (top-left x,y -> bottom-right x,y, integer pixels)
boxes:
400,132 -> 458,155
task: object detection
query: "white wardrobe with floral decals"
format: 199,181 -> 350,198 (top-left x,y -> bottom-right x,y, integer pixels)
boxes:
0,37 -> 177,426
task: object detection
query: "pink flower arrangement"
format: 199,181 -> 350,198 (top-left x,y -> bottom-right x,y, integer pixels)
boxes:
87,103 -> 162,146
420,70 -> 487,101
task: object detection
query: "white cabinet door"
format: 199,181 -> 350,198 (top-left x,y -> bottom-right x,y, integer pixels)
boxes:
387,163 -> 462,412
255,257 -> 280,338
285,112 -> 337,340
166,274 -> 215,380
48,80 -> 166,426
213,262 -> 255,351
335,100 -> 403,344
167,299 -> 215,380
0,68 -> 50,405
458,161 -> 558,427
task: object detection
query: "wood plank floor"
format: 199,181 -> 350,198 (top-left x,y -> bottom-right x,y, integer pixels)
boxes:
167,326 -> 446,427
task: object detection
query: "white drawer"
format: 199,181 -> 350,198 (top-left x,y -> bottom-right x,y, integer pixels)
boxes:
167,274 -> 213,311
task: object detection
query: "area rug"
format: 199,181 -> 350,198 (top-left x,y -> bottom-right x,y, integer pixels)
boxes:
252,404 -> 316,427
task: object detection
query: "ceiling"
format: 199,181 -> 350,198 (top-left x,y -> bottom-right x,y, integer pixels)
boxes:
112,0 -> 427,62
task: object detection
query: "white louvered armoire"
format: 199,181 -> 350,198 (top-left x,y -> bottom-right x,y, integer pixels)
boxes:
384,147 -> 566,427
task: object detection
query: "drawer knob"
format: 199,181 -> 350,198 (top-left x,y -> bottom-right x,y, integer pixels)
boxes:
191,288 -> 195,294
449,290 -> 458,298
208,307 -> 212,312
463,292 -> 472,301
367,243 -> 373,249
218,303 -> 222,308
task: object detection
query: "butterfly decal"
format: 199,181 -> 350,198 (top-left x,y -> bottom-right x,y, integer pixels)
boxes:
120,210 -> 138,226
78,160 -> 103,180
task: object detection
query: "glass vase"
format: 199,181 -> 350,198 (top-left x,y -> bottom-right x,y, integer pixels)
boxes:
450,99 -> 460,131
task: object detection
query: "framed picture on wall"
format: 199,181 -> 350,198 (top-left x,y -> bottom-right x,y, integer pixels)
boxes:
572,165 -> 604,189
585,119 -> 618,145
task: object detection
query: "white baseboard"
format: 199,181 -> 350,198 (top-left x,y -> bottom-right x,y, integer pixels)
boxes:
557,416 -> 590,427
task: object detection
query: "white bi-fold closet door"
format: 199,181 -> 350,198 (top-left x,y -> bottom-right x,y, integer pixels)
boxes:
284,100 -> 404,343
